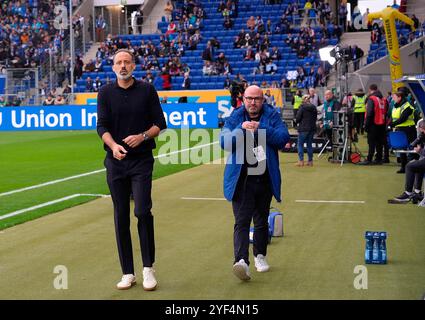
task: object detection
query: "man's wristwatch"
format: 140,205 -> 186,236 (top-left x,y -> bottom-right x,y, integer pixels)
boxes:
142,132 -> 150,141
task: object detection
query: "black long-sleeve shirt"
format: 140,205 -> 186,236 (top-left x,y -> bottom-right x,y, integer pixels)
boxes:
97,79 -> 167,158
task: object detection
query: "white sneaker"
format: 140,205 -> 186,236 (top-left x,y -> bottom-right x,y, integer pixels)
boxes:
254,254 -> 270,272
232,259 -> 251,281
143,267 -> 157,291
116,274 -> 136,290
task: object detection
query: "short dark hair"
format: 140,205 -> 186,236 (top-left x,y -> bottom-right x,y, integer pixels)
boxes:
369,84 -> 378,91
113,49 -> 135,64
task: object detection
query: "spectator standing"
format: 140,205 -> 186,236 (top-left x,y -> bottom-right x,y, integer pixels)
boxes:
164,1 -> 174,23
295,94 -> 318,167
182,72 -> 191,89
96,15 -> 106,42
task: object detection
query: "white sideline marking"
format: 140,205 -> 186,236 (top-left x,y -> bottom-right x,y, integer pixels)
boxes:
296,200 -> 365,204
0,141 -> 219,198
181,197 -> 227,201
0,169 -> 106,198
0,193 -> 110,220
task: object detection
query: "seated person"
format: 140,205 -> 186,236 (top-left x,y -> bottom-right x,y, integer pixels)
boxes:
264,58 -> 278,74
94,58 -> 103,72
390,120 -> 425,204
43,95 -> 55,105
85,77 -> 94,92
54,95 -> 66,105
223,16 -> 233,29
84,59 -> 96,72
93,77 -> 103,92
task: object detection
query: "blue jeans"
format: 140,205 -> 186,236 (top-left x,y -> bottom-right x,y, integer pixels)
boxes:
297,130 -> 315,161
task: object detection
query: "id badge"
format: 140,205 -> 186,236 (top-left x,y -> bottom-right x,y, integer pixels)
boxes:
253,145 -> 266,162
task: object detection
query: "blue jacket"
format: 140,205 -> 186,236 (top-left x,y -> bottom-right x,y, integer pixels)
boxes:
219,104 -> 290,202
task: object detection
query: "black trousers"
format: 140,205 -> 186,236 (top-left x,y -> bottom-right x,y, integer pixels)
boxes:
405,158 -> 425,192
353,112 -> 365,134
232,173 -> 273,265
105,154 -> 155,275
293,109 -> 299,128
367,125 -> 386,162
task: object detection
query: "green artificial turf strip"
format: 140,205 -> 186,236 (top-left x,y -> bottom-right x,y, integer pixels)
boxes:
0,129 -> 222,229
0,149 -> 424,299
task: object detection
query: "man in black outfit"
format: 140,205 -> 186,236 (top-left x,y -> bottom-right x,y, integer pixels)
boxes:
97,49 -> 167,291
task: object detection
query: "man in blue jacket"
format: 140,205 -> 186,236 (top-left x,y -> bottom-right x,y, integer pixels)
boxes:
220,85 -> 290,281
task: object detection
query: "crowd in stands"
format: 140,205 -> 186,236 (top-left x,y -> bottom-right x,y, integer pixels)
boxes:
69,0 -> 349,93
200,0 -> 336,89
0,0 -> 89,106
370,15 -> 425,47
73,0 -> 424,94
80,0 -> 343,92
89,0 -> 207,90
366,2 -> 425,65
0,1 -> 73,69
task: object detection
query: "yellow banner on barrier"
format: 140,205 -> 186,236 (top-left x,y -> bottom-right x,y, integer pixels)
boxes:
74,89 -> 283,107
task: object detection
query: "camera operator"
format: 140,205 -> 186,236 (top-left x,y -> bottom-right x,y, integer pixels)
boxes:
320,90 -> 342,146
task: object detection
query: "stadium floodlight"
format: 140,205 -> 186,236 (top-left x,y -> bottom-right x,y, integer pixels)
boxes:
319,45 -> 337,65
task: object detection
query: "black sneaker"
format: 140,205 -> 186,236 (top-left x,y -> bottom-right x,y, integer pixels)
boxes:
394,192 -> 412,202
412,192 -> 424,204
372,160 -> 383,165
396,169 -> 405,174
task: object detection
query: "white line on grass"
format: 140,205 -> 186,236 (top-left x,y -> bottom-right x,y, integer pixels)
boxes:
0,141 -> 219,198
295,200 -> 365,204
0,169 -> 106,198
0,193 -> 110,221
181,197 -> 227,201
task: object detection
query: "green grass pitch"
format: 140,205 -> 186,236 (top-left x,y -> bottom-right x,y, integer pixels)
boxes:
0,130 -> 424,299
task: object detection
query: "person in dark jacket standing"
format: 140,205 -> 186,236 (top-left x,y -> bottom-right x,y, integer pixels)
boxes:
295,94 -> 318,167
359,84 -> 388,165
220,85 -> 290,281
97,49 -> 167,291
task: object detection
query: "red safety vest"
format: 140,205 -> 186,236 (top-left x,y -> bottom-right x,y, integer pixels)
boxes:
367,95 -> 387,125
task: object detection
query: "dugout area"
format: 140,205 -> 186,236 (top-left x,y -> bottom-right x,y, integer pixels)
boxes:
0,151 -> 424,300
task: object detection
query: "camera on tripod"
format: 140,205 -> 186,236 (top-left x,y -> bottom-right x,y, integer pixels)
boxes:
330,45 -> 352,62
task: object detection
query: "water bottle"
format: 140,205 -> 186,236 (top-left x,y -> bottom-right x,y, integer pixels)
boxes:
364,231 -> 373,263
380,232 -> 387,264
372,232 -> 380,262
